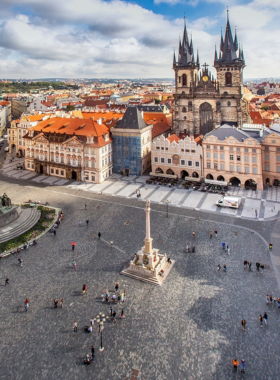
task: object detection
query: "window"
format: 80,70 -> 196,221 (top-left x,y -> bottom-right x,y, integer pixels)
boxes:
237,166 -> 241,172
91,162 -> 95,168
51,169 -> 54,174
221,163 -> 225,170
236,148 -> 240,152
253,167 -> 257,174
272,140 -> 276,143
265,154 -> 269,160
214,146 -> 217,150
92,175 -> 95,181
230,154 -> 234,160
214,153 -> 218,159
67,158 -> 71,165
245,156 -> 249,162
277,156 -> 280,162
55,145 -> 58,150
39,154 -> 43,161
226,72 -> 232,85
156,147 -> 160,150
61,156 -> 64,163
27,163 -> 30,168
188,101 -> 192,111
206,145 -> 210,149
195,161 -> 199,167
265,146 -> 269,151
160,158 -> 165,163
188,161 -> 192,166
167,158 -> 171,164
154,157 -> 158,163
220,154 -> 225,160
102,160 -> 104,167
45,155 -> 47,161
252,149 -> 256,153
237,155 -> 241,161
207,152 -> 210,158
214,163 -> 218,169
277,148 -> 280,152
50,156 -> 54,162
55,156 -> 59,163
61,170 -> 64,175
77,148 -> 81,153
277,166 -> 280,173
265,164 -> 269,171
90,149 -> 95,155
179,76 -> 181,83
55,169 -> 59,175
182,74 -> 187,86
252,156 -> 257,163
230,165 -> 234,171
105,158 -> 108,165
245,166 -> 249,173
227,101 -> 231,106
72,148 -> 75,153
220,146 -> 224,150
181,160 -> 185,165
182,106 -> 187,113
78,160 -> 81,166
73,159 -> 76,166
207,162 -> 211,169
85,160 -> 89,167
245,148 -> 249,152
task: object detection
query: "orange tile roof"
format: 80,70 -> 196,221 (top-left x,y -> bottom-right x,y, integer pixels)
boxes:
0,101 -> 10,106
144,113 -> 172,127
82,111 -> 123,128
26,114 -> 50,122
167,134 -> 180,143
41,101 -> 55,107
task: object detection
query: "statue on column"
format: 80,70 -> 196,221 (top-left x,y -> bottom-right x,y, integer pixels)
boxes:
146,198 -> 150,208
1,193 -> 11,207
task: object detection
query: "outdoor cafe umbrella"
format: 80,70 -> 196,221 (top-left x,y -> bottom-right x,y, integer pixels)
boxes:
71,242 -> 76,246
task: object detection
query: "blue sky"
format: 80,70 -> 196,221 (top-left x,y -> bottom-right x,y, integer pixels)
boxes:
0,0 -> 278,79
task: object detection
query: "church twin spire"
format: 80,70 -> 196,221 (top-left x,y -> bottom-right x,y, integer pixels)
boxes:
173,16 -> 199,69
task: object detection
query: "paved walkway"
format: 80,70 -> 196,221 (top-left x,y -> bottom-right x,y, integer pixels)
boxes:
2,154 -> 280,220
0,180 -> 280,379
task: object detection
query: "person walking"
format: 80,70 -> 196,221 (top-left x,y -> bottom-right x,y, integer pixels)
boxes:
243,260 -> 247,269
217,264 -> 221,271
54,229 -> 57,236
115,282 -> 119,292
228,247 -> 231,255
72,260 -> 76,270
210,231 -> 213,239
263,312 -> 268,325
91,345 -> 95,362
85,204 -> 87,210
270,295 -> 273,304
72,244 -> 75,251
269,243 -> 273,251
223,264 -> 227,272
5,277 -> 9,285
248,261 -> 252,271
260,263 -> 264,273
83,284 -> 87,295
240,359 -> 246,374
241,319 -> 246,331
98,232 -> 101,239
232,359 -> 238,371
60,298 -> 64,308
25,300 -> 29,312
266,295 -> 270,305
255,209 -> 258,219
192,231 -> 195,238
112,311 -> 117,323
110,241 -> 113,248
78,220 -> 82,227
256,261 -> 260,272
110,306 -> 113,316
214,229 -> 218,238
121,308 -> 125,319
86,219 -> 89,227
222,242 -> 226,250
54,298 -> 58,308
73,321 -> 77,332
259,314 -> 263,327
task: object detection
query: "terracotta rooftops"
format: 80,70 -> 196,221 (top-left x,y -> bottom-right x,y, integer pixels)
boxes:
167,134 -> 180,143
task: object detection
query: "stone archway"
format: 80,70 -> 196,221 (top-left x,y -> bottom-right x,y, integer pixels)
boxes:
229,177 -> 241,187
155,167 -> 163,174
72,170 -> 77,180
192,172 -> 199,178
245,179 -> 257,190
200,102 -> 213,135
273,179 -> 279,187
217,175 -> 225,181
206,173 -> 214,180
181,170 -> 189,179
166,168 -> 175,175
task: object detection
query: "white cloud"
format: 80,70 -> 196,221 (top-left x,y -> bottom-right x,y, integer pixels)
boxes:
0,0 -> 278,78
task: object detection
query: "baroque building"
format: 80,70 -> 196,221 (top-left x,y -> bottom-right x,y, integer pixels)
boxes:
173,13 -> 250,136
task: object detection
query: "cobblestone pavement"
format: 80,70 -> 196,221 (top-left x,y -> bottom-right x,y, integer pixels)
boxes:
2,153 -> 280,221
0,179 -> 280,380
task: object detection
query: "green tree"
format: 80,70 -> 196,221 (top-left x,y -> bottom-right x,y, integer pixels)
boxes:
261,105 -> 269,111
154,98 -> 161,104
66,105 -> 75,111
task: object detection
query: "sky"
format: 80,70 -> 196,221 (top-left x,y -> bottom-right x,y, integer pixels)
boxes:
0,0 -> 278,79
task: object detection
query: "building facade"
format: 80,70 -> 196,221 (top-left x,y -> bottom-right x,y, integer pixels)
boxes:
23,117 -> 113,183
151,134 -> 202,178
111,107 -> 152,175
172,14 -> 250,136
202,124 -> 264,190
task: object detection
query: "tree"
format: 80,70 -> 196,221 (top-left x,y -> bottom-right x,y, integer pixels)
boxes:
66,105 -> 75,111
154,98 -> 161,104
261,105 -> 269,111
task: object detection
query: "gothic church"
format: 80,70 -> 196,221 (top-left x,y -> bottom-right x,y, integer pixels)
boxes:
173,13 -> 250,136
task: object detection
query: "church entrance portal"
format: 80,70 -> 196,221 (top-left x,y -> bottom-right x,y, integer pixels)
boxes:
39,164 -> 44,174
200,102 -> 213,135
71,171 -> 77,180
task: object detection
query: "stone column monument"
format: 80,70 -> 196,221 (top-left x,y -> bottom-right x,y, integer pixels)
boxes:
121,199 -> 174,286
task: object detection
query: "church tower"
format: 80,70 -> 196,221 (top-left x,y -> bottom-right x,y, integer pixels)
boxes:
214,11 -> 248,127
173,18 -> 200,135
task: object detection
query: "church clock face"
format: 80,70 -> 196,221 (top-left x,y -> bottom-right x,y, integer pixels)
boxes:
202,75 -> 209,82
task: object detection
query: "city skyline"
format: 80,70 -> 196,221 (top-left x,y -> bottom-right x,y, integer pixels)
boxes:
0,0 -> 278,79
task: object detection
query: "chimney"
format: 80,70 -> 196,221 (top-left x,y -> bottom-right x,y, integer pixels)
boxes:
97,118 -> 102,125
259,129 -> 263,137
141,110 -> 144,118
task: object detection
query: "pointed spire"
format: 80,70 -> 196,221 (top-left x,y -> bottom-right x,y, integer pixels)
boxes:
190,34 -> 193,55
220,28 -> 224,51
215,45 -> 218,61
179,34 -> 182,55
173,50 -> 176,68
196,49 -> 200,66
234,27 -> 238,51
241,45 -> 245,61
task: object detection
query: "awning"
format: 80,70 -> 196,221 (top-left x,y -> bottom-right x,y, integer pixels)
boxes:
150,172 -> 177,179
184,176 -> 201,182
205,179 -> 228,186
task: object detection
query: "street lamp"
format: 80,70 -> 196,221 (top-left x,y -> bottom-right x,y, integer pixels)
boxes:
163,199 -> 171,218
95,312 -> 109,352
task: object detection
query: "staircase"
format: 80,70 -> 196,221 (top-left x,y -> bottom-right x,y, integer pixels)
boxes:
0,208 -> 41,243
